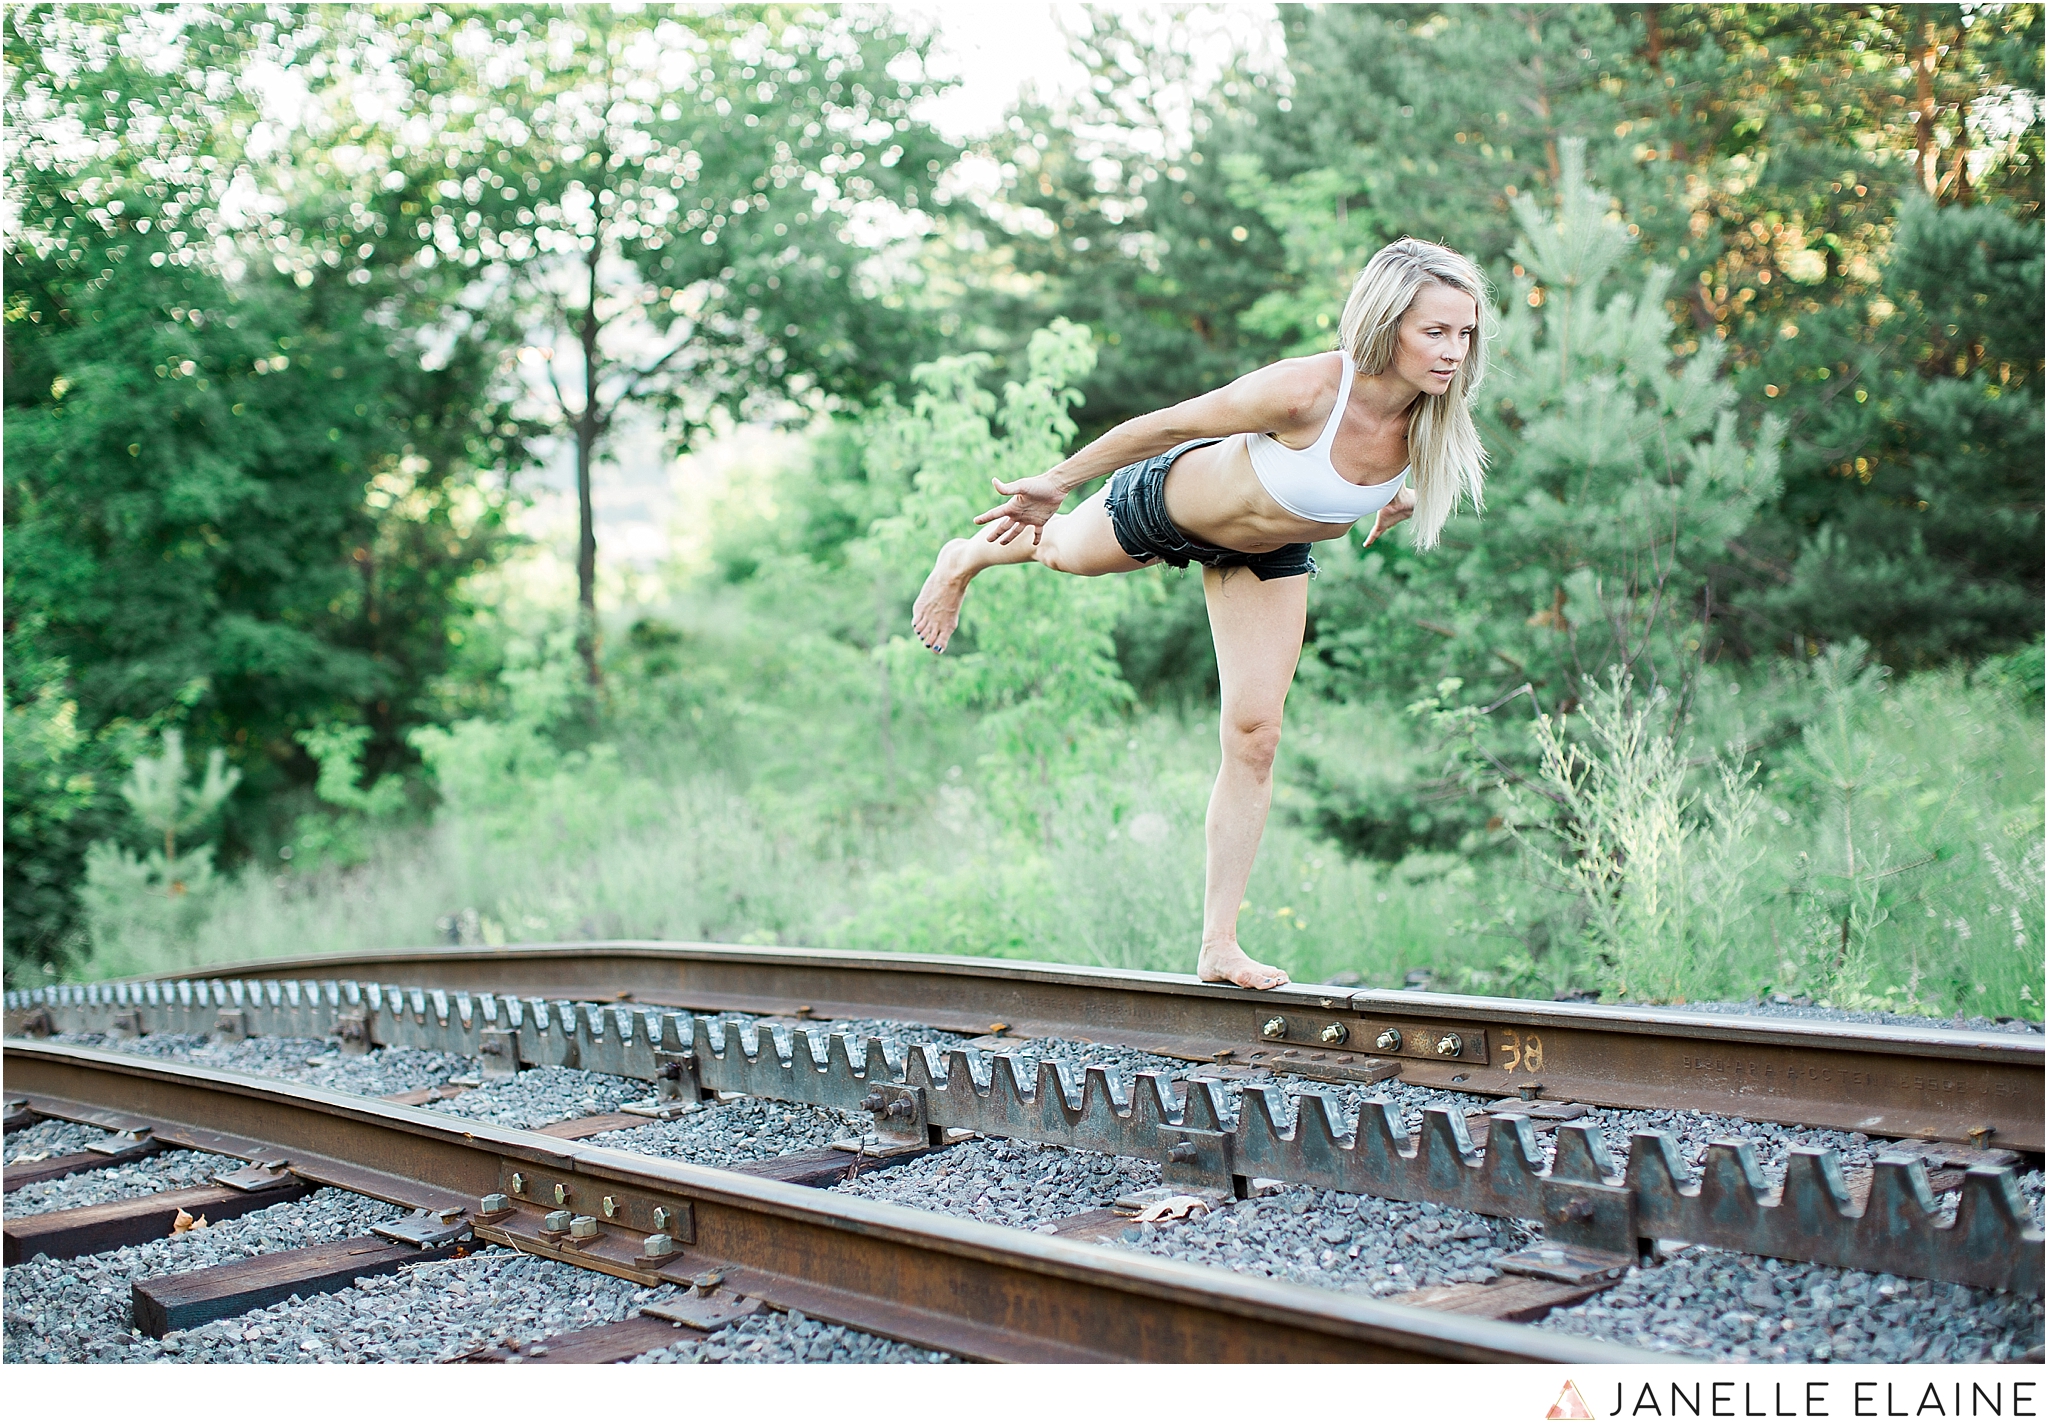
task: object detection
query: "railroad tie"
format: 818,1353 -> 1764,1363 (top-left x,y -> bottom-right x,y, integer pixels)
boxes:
3,1128 -> 166,1194
2,1177 -> 313,1264
130,1233 -> 465,1338
454,1315 -> 709,1364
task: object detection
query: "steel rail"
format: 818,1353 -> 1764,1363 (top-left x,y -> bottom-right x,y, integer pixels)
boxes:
12,939 -> 2042,1150
0,1039 -> 1669,1365
10,973 -> 2040,1294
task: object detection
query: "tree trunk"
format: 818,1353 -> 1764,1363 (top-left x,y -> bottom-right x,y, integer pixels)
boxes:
575,239 -> 604,692
1914,22 -> 1940,195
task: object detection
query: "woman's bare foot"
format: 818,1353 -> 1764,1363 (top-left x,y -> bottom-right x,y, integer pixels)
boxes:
912,538 -> 979,653
1196,943 -> 1289,991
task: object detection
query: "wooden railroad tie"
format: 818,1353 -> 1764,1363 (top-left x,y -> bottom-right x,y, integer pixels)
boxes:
456,1314 -> 708,1364
3,1141 -> 167,1195
2,1178 -> 313,1264
131,1233 -> 466,1338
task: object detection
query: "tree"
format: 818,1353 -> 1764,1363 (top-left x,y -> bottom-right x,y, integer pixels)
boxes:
864,321 -> 1132,833
4,4 -> 526,974
365,4 -> 959,686
1297,140 -> 1782,858
1729,196 -> 2044,666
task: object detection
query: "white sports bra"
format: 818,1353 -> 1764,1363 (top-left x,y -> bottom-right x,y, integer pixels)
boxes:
1246,357 -> 1409,523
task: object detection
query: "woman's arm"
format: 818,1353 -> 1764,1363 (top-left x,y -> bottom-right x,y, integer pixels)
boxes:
975,353 -> 1339,542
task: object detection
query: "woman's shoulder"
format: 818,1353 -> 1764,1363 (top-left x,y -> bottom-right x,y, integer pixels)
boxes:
1247,350 -> 1345,427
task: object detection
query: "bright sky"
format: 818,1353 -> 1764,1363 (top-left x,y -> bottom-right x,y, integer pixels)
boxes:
906,2 -> 1283,141
903,1 -> 1097,139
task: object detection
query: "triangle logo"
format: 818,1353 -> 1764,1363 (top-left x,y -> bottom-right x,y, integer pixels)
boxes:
1547,1380 -> 1596,1421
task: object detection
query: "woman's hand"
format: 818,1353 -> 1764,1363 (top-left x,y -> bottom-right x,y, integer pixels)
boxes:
1361,489 -> 1415,549
974,473 -> 1067,544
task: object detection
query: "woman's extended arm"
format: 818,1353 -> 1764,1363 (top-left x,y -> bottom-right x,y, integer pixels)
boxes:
974,355 -> 1337,542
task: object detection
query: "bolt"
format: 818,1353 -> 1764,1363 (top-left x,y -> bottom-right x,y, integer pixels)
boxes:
653,1206 -> 671,1231
861,1091 -> 887,1112
1434,1032 -> 1463,1057
553,1182 -> 570,1206
480,1193 -> 510,1215
887,1097 -> 916,1119
568,1215 -> 599,1239
1318,1022 -> 1348,1046
1261,1016 -> 1288,1039
601,1196 -> 619,1218
509,1173 -> 526,1196
643,1233 -> 675,1258
1168,1141 -> 1198,1164
1375,1028 -> 1402,1052
543,1210 -> 571,1233
691,1270 -> 724,1295
1563,1197 -> 1594,1223
659,1062 -> 682,1081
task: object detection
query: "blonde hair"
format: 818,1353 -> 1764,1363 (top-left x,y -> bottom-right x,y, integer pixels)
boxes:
1337,237 -> 1493,549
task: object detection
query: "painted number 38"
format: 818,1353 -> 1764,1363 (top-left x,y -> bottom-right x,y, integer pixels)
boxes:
1500,1030 -> 1544,1074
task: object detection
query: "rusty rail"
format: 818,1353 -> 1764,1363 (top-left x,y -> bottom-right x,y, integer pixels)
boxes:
0,1039 -> 1665,1364
9,939 -> 2041,1150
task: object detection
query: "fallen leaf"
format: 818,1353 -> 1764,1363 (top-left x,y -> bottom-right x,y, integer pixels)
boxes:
171,1209 -> 194,1234
1133,1195 -> 1210,1223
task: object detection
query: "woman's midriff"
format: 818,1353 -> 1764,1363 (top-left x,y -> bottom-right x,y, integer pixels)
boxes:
1159,433 -> 1357,553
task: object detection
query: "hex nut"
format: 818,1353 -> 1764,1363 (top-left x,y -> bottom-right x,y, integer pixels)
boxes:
601,1196 -> 619,1218
553,1182 -> 570,1206
1261,1016 -> 1288,1039
653,1206 -> 671,1231
1434,1032 -> 1463,1057
1318,1022 -> 1348,1046
568,1215 -> 600,1239
509,1173 -> 526,1196
1375,1028 -> 1402,1052
480,1193 -> 510,1214
643,1233 -> 676,1258
543,1210 -> 572,1233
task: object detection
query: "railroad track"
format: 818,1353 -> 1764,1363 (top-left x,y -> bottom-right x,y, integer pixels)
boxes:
4,940 -> 2043,1364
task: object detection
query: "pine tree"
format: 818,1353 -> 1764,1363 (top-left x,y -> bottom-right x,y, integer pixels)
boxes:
1299,139 -> 1782,859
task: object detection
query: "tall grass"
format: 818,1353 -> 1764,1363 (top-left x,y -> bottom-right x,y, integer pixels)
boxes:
70,646 -> 2043,1020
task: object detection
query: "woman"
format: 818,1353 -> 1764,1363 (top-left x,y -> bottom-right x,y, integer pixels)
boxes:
912,238 -> 1492,991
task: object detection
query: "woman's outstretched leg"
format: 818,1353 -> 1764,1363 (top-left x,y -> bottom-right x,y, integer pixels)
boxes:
1196,567 -> 1308,990
912,489 -> 1143,652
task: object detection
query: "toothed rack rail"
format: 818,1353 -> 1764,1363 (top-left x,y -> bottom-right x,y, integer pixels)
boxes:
6,942 -> 2041,1300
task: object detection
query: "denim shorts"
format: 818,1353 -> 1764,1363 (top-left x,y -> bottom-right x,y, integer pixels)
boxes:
1104,438 -> 1317,580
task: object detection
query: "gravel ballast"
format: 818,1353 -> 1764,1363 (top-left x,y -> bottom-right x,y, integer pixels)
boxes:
629,1308 -> 958,1364
16,1010 -> 2041,1366
5,1148 -> 245,1218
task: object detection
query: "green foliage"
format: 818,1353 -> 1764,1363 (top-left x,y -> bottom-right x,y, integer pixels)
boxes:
1733,197 -> 2044,667
119,729 -> 242,864
10,6 -> 2041,1017
368,4 -> 960,680
865,321 -> 1134,828
4,6 -> 527,972
1500,672 -> 1769,1002
1301,141 -> 1781,861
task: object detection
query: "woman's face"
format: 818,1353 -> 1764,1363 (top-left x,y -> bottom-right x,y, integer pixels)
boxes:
1393,283 -> 1479,396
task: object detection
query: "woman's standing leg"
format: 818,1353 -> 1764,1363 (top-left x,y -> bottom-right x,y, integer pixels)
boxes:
1195,567 -> 1309,989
